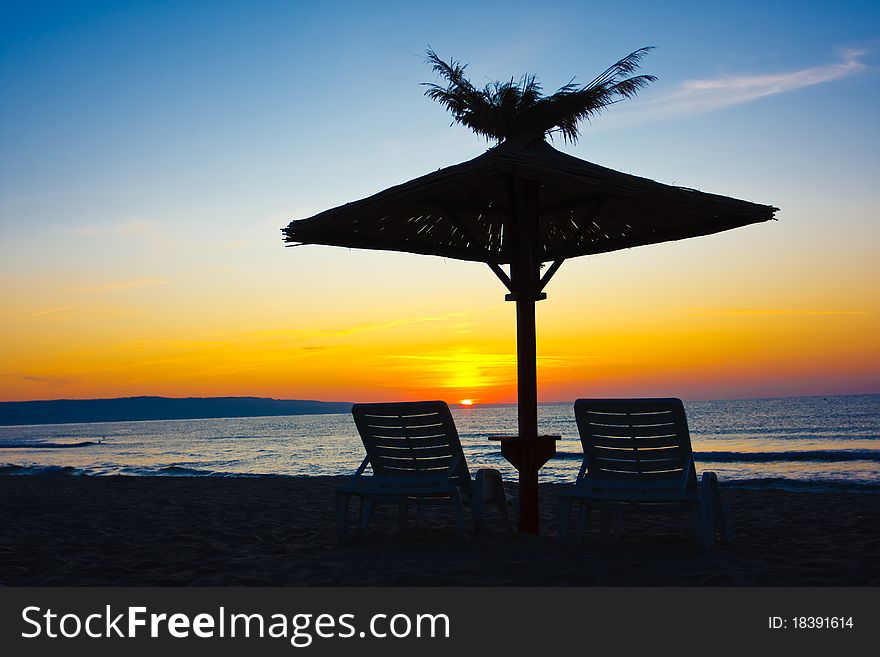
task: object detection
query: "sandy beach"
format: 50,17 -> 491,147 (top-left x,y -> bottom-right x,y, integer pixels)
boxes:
1,475 -> 878,586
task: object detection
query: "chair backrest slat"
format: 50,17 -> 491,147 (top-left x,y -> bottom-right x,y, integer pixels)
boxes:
352,401 -> 471,493
574,398 -> 696,492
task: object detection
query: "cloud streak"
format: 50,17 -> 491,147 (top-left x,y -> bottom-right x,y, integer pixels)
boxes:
606,48 -> 868,125
0,372 -> 73,386
244,313 -> 466,340
71,277 -> 168,294
9,306 -> 72,321
687,307 -> 868,317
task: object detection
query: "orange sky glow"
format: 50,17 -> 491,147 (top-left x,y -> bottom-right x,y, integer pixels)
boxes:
1,3 -> 878,404
2,227 -> 877,403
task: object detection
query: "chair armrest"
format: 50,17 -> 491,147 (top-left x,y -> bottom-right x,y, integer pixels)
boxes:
700,470 -> 719,498
475,467 -> 504,481
474,468 -> 510,502
351,455 -> 370,481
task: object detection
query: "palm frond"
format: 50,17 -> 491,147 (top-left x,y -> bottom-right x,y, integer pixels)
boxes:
422,47 -> 657,144
421,48 -> 501,140
584,47 -> 655,88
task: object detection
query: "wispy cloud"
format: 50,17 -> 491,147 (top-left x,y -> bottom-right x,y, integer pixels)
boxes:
8,306 -> 71,321
606,48 -> 868,125
0,372 -> 73,386
687,307 -> 868,317
392,352 -> 518,366
323,314 -> 465,337
245,313 -> 466,340
3,305 -> 142,324
70,276 -> 168,294
391,352 -> 570,369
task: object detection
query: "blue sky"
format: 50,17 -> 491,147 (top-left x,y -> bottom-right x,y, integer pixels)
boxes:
2,1 -> 877,229
1,0 -> 878,401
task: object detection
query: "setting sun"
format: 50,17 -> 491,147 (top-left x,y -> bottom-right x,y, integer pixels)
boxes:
459,399 -> 474,406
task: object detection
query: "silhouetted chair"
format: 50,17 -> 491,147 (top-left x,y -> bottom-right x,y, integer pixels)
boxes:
559,398 -> 732,551
336,401 -> 511,542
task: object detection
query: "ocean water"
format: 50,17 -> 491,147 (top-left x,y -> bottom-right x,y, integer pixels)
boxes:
1,395 -> 878,492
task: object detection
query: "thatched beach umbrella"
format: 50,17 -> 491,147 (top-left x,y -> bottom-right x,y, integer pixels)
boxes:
283,49 -> 777,534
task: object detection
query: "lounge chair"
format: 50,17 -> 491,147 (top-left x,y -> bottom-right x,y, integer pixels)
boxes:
559,398 -> 732,551
336,401 -> 511,542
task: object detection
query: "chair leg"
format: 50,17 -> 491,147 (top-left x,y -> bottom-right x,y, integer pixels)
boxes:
558,496 -> 573,544
473,469 -> 511,534
700,471 -> 731,545
702,471 -> 733,544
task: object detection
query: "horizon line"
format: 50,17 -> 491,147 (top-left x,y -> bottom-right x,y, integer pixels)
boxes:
2,390 -> 878,406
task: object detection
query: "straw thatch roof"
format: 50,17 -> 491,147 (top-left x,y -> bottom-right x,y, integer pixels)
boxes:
283,140 -> 777,265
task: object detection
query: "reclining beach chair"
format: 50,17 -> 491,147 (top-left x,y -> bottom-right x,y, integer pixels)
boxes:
336,401 -> 511,542
559,398 -> 732,551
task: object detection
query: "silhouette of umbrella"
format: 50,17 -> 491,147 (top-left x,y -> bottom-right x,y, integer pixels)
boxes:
283,49 -> 777,533
283,138 -> 776,534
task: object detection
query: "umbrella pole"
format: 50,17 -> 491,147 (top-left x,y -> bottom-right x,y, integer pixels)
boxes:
515,298 -> 538,441
514,295 -> 540,533
499,176 -> 557,535
503,273 -> 557,535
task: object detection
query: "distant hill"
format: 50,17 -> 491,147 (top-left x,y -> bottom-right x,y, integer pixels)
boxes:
0,396 -> 353,426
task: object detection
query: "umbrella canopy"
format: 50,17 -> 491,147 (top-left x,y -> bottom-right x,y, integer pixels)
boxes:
283,138 -> 777,264
283,137 -> 777,534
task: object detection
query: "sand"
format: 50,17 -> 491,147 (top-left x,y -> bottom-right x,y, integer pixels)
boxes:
1,475 -> 878,586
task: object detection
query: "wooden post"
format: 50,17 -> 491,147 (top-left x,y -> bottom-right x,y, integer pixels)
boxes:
500,175 -> 556,535
509,177 -> 539,439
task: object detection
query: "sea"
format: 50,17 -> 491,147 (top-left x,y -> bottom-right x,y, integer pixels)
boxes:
1,394 -> 878,492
